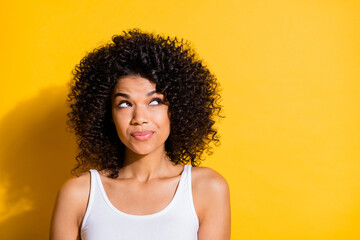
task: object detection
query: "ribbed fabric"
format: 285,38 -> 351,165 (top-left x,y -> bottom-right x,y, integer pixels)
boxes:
81,165 -> 199,240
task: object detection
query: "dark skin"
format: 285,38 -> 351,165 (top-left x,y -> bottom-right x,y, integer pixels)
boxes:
50,77 -> 230,240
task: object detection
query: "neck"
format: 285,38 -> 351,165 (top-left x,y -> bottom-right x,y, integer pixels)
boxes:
121,147 -> 175,181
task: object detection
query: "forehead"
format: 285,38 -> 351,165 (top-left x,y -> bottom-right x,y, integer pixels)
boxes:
113,76 -> 156,93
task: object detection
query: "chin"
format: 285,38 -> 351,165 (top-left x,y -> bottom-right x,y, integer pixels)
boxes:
127,145 -> 161,156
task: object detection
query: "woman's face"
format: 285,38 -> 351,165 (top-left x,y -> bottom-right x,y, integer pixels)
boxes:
111,76 -> 170,156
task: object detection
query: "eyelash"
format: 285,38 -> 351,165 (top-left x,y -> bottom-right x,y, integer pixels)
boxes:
149,98 -> 163,105
117,101 -> 131,108
117,98 -> 163,108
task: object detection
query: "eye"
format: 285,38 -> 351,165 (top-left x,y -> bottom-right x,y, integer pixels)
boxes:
117,101 -> 132,108
149,98 -> 163,106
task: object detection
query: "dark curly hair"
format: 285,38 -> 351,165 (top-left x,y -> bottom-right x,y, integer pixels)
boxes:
68,29 -> 222,178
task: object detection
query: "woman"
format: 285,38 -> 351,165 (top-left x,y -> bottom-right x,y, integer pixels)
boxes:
51,29 -> 230,240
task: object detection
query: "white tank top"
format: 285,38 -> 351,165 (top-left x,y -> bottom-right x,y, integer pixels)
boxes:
81,165 -> 199,240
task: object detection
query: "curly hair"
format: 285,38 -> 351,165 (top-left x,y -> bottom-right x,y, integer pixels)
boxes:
68,29 -> 222,178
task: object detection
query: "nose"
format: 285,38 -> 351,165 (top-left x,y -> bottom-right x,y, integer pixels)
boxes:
130,104 -> 149,125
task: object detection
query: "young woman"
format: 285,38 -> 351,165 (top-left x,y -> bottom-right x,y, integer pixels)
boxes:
50,29 -> 230,240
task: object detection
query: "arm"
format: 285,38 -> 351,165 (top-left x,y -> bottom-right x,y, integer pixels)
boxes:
50,174 -> 90,240
195,168 -> 231,240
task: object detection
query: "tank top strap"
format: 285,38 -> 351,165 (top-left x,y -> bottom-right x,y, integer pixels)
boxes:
81,169 -> 99,229
183,164 -> 192,188
183,164 -> 199,227
183,164 -> 191,183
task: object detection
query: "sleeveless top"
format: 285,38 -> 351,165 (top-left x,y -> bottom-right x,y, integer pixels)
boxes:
81,165 -> 199,240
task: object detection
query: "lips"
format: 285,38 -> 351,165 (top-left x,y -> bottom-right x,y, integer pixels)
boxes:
131,131 -> 154,141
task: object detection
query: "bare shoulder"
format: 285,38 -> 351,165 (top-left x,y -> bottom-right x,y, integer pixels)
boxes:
51,172 -> 91,231
191,166 -> 230,222
191,166 -> 231,239
59,172 -> 91,196
191,166 -> 230,193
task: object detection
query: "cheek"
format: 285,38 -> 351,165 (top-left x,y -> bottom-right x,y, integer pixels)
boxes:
112,114 -> 129,136
113,122 -> 130,147
156,112 -> 171,133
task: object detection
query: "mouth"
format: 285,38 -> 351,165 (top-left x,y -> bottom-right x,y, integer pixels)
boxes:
131,131 -> 154,141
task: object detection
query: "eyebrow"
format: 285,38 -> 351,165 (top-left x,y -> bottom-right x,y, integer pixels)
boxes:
113,90 -> 157,99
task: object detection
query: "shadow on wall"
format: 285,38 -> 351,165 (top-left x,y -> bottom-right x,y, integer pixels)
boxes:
0,85 -> 77,240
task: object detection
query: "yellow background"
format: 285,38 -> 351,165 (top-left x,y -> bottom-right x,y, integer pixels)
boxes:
1,0 -> 359,239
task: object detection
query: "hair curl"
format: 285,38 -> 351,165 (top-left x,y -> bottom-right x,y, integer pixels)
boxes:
68,29 -> 222,178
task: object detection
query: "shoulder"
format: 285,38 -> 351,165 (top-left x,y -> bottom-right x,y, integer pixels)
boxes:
191,166 -> 229,193
191,166 -> 231,238
58,172 -> 91,201
53,172 -> 91,226
51,172 -> 92,239
191,166 -> 230,222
